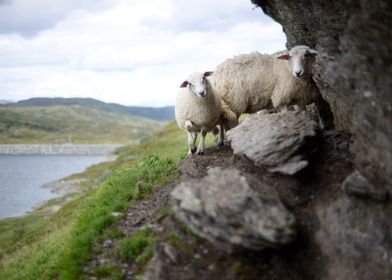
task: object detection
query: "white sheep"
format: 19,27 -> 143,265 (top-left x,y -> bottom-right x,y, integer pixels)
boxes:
175,71 -> 223,155
211,45 -> 331,128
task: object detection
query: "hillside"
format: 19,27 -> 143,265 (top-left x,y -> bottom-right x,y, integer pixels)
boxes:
9,98 -> 175,121
0,99 -> 172,144
0,120 -> 190,279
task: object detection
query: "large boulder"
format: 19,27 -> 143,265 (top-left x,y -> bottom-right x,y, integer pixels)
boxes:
227,110 -> 319,175
171,167 -> 296,252
252,0 -> 392,195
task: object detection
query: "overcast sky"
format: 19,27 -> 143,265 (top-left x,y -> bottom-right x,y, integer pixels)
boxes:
0,0 -> 286,107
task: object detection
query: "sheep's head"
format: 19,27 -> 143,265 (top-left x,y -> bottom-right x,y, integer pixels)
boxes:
179,71 -> 213,98
277,45 -> 317,79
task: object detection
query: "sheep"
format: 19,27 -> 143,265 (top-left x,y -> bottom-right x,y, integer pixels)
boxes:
175,71 -> 223,155
211,45 -> 332,129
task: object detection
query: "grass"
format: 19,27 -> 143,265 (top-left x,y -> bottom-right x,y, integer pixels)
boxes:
0,121 -> 193,279
116,227 -> 156,264
0,120 -> 220,279
95,264 -> 123,280
0,105 -> 164,144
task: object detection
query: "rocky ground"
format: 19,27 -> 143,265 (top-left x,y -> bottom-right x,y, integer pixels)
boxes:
145,126 -> 353,279
86,108 -> 392,280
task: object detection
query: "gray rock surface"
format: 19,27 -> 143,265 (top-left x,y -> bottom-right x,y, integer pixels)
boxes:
342,170 -> 388,201
316,197 -> 392,280
252,0 -> 392,194
171,167 -> 296,252
227,110 -> 318,175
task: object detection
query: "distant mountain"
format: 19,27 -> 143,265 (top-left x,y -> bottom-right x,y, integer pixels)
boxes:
0,100 -> 14,105
0,98 -> 169,144
8,98 -> 174,121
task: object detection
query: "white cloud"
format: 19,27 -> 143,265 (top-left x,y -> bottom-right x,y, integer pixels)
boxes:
0,0 -> 286,106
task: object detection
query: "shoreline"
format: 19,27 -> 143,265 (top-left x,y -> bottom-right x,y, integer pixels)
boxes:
1,154 -> 116,220
0,144 -> 121,156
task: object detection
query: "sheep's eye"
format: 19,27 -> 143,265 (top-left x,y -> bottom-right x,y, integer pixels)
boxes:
304,53 -> 310,57
289,55 -> 292,59
188,83 -> 193,87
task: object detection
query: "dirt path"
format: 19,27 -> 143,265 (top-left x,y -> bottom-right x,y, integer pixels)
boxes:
83,185 -> 172,279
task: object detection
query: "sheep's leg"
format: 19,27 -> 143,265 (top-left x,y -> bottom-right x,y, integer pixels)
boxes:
187,131 -> 197,155
280,105 -> 288,113
294,104 -> 306,111
197,128 -> 207,155
218,125 -> 224,146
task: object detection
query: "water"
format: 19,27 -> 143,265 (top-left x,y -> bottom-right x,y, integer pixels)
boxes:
0,155 -> 106,219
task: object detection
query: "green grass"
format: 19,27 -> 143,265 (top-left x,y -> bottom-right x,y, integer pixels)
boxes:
0,121 -> 189,279
95,264 -> 123,280
0,105 -> 164,144
116,227 -> 156,264
0,120 -> 220,279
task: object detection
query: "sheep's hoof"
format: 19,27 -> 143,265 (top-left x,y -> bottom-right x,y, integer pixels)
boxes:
197,150 -> 204,155
218,141 -> 224,147
191,148 -> 197,154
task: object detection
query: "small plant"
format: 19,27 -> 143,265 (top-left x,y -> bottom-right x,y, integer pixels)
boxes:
95,264 -> 123,280
116,227 -> 156,264
168,231 -> 180,246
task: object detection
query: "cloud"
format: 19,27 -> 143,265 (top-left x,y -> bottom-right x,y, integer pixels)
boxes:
0,0 -> 119,36
0,0 -> 286,106
142,0 -> 267,32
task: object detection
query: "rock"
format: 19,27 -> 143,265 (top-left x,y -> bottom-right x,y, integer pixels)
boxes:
143,242 -> 177,280
252,0 -> 392,194
342,170 -> 388,201
316,197 -> 392,280
111,212 -> 124,218
171,167 -> 296,252
227,110 -> 319,175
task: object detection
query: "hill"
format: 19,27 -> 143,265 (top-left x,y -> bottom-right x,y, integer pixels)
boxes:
9,97 -> 175,121
0,100 -> 13,105
0,99 -> 170,144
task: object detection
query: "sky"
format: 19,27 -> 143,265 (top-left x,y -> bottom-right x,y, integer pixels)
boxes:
0,0 -> 286,107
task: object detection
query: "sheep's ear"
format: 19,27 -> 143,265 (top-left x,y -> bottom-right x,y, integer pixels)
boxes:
277,54 -> 290,60
180,81 -> 189,88
308,49 -> 318,55
203,71 -> 213,77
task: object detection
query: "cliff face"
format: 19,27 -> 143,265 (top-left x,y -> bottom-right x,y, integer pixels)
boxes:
253,0 -> 392,195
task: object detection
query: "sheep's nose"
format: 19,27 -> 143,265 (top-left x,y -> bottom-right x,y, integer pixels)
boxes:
199,91 -> 206,97
295,71 -> 302,77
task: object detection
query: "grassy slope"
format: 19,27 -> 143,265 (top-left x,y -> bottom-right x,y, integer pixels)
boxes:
0,105 -> 164,144
0,121 -> 211,279
12,97 -> 175,121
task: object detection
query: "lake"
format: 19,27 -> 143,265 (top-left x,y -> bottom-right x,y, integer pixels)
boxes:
0,155 -> 106,219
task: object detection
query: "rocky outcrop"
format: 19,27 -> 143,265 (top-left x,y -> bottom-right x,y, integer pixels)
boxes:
316,197 -> 392,280
144,128 -> 356,280
171,167 -> 296,252
227,110 -> 319,175
252,0 -> 392,196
